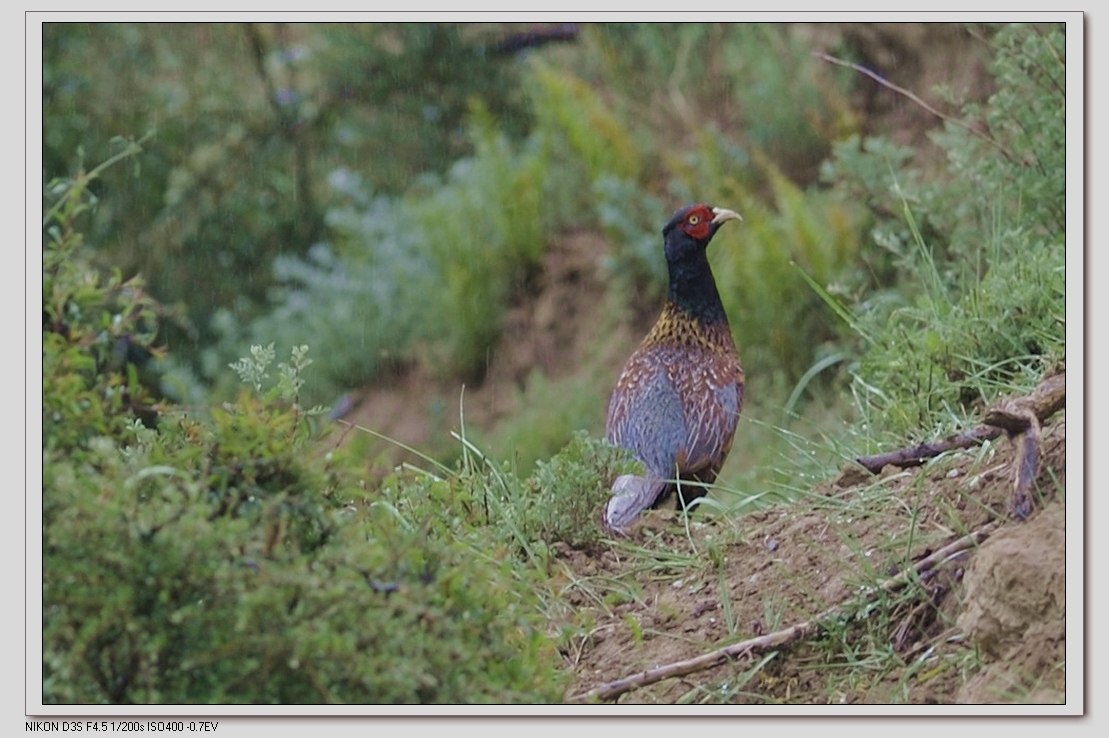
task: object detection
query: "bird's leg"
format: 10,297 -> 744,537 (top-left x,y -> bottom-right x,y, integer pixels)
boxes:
672,476 -> 711,512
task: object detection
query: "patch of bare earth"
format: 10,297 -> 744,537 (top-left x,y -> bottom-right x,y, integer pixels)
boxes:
955,500 -> 1066,704
327,230 -> 641,474
558,413 -> 1065,705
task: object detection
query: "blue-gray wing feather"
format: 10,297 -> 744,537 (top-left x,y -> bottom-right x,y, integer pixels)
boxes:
606,344 -> 742,481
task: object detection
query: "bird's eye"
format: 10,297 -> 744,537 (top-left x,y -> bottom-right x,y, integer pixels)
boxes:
688,215 -> 701,225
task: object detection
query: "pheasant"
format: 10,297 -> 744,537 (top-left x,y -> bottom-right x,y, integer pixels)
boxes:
604,203 -> 744,534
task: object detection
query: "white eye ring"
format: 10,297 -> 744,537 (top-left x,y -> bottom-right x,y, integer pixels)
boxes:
688,215 -> 701,225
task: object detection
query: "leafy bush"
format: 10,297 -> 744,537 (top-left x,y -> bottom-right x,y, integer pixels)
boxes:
43,135 -> 168,450
223,51 -> 666,402
44,405 -> 566,703
527,60 -> 643,183
42,158 -> 566,704
522,431 -> 642,551
415,104 -> 548,379
219,107 -> 556,402
44,400 -> 566,703
592,175 -> 670,305
821,23 -> 1066,440
210,194 -> 436,403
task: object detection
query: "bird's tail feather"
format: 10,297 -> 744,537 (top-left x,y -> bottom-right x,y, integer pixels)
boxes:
605,475 -> 667,535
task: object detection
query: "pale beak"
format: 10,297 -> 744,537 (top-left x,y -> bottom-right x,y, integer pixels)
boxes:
711,207 -> 742,224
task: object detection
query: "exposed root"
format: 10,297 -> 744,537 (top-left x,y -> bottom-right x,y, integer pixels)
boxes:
855,372 -> 1065,519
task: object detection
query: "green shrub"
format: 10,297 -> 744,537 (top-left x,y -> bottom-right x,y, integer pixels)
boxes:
213,96 -> 567,401
209,203 -> 436,404
521,431 -> 642,551
527,60 -> 643,183
415,103 -> 549,379
592,175 -> 670,305
42,157 -> 566,704
43,135 -> 166,452
44,402 -> 566,703
820,23 -> 1066,440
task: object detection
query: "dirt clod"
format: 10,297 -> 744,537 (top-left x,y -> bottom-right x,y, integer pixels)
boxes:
955,503 -> 1066,703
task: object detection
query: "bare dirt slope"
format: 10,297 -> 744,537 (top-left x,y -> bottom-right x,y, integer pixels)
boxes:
558,413 -> 1066,704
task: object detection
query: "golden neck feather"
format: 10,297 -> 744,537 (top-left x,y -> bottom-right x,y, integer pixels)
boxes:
640,303 -> 737,355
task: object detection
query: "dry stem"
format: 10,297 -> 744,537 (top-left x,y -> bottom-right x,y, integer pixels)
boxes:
568,523 -> 998,703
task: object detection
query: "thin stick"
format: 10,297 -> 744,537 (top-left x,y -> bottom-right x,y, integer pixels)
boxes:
855,426 -> 1004,474
567,523 -> 998,703
812,51 -> 1017,163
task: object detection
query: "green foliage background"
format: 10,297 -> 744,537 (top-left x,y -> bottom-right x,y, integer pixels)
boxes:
40,22 -> 1067,703
43,167 -> 571,703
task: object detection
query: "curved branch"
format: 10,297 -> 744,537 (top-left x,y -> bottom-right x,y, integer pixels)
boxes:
568,523 -> 998,703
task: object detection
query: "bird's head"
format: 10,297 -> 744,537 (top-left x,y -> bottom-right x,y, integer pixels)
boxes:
662,203 -> 741,263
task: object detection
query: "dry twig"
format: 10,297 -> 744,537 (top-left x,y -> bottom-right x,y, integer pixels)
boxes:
812,51 -> 1017,163
567,523 -> 998,703
855,426 -> 1003,474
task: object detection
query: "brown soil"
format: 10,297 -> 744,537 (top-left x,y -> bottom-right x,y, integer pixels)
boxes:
955,501 -> 1067,704
557,415 -> 1066,704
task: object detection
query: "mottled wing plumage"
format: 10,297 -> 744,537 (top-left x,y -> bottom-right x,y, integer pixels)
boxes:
664,344 -> 743,478
606,345 -> 691,480
606,342 -> 742,482
605,309 -> 744,527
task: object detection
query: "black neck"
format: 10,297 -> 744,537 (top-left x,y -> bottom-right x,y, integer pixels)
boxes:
666,250 -> 728,324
